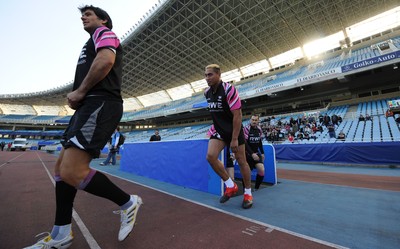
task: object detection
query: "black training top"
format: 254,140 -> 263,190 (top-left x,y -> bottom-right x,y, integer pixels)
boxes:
73,26 -> 123,101
204,81 -> 242,140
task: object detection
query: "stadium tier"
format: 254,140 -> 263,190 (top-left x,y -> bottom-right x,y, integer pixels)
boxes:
2,34 -> 400,125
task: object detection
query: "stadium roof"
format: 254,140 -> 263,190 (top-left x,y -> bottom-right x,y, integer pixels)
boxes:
1,0 -> 399,106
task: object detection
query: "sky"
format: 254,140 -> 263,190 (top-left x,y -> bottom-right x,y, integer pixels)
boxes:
0,0 -> 159,95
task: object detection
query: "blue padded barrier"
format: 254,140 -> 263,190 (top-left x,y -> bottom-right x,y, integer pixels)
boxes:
120,139 -> 223,195
273,142 -> 400,165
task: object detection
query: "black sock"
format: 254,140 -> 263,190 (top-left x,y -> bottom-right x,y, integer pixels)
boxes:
255,174 -> 264,189
55,181 -> 77,225
83,171 -> 130,206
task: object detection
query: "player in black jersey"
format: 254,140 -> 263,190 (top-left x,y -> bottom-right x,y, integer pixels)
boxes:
204,64 -> 253,209
243,114 -> 265,190
24,6 -> 142,249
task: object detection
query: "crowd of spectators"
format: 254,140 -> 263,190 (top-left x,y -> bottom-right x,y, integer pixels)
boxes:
258,112 -> 343,144
358,113 -> 372,121
259,106 -> 399,144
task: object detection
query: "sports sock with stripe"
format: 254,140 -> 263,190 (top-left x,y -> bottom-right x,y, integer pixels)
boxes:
80,170 -> 130,206
55,179 -> 77,226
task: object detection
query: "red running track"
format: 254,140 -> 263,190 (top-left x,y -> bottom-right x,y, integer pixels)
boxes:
0,150 -> 347,249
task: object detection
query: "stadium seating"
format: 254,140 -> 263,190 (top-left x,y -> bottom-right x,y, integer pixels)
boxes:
2,35 -> 400,146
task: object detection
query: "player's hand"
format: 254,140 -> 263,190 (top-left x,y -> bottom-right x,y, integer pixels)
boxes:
67,90 -> 85,110
252,153 -> 260,161
230,139 -> 239,153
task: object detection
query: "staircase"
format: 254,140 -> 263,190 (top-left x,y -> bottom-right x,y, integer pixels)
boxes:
344,105 -> 358,120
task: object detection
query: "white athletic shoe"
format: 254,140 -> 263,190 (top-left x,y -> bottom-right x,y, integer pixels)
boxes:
23,231 -> 73,249
115,195 -> 143,241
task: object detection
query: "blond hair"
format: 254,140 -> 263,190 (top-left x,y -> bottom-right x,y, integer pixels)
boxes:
205,64 -> 221,74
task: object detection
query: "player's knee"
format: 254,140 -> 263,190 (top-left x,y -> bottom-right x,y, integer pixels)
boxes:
59,170 -> 76,186
206,153 -> 217,164
235,156 -> 246,166
256,164 -> 265,175
59,170 -> 85,188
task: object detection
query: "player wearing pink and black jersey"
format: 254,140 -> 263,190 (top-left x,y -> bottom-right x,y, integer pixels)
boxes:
24,5 -> 141,249
204,64 -> 253,209
243,114 -> 265,190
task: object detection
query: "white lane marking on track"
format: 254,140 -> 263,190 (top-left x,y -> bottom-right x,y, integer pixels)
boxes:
0,152 -> 25,168
36,152 -> 101,249
265,227 -> 274,233
96,168 -> 350,249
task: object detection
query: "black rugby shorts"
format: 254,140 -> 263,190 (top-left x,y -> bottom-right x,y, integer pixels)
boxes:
61,98 -> 123,158
210,128 -> 245,147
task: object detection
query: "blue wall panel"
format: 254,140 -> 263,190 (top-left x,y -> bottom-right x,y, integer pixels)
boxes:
273,142 -> 400,165
120,139 -> 222,195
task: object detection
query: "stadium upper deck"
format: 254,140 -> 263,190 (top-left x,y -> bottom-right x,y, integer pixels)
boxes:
1,35 -> 399,126
0,0 -> 399,108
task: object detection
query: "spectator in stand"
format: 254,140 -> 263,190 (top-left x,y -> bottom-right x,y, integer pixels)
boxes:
297,116 -> 303,127
317,124 -> 323,133
327,122 -> 336,138
318,113 -> 324,124
292,122 -> 299,134
295,130 -> 304,141
269,116 -> 276,126
279,126 -> 287,140
284,123 -> 291,134
308,115 -> 315,124
337,115 -> 343,124
304,124 -> 312,135
149,129 -> 161,141
270,128 -> 279,143
303,131 -> 310,140
290,117 -> 297,127
359,114 -> 365,121
275,126 -> 282,140
365,114 -> 371,121
337,130 -> 346,141
323,114 -> 331,126
385,109 -> 394,117
395,114 -> 400,125
311,123 -> 318,133
331,114 -> 338,126
310,130 -> 317,141
288,133 -> 295,143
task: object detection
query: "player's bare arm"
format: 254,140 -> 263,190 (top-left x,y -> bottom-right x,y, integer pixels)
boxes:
230,108 -> 242,153
67,48 -> 115,109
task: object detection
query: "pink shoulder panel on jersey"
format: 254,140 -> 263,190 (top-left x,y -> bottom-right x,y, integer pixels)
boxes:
92,26 -> 120,53
223,82 -> 241,110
